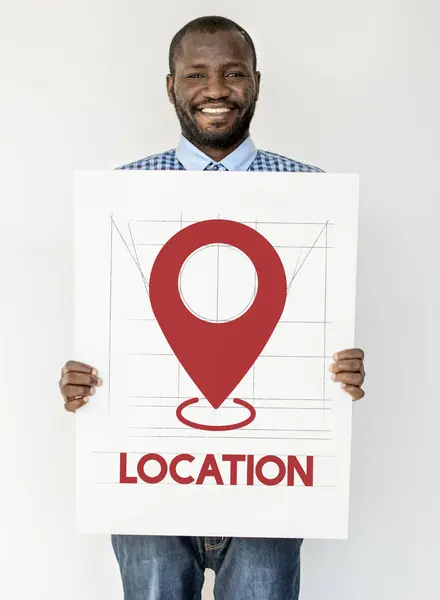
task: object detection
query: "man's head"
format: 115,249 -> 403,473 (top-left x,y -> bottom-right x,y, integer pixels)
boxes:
167,16 -> 260,154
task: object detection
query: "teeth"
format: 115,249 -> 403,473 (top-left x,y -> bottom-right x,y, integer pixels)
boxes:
201,107 -> 231,113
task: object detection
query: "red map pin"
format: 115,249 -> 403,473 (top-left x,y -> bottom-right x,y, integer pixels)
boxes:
149,219 -> 287,431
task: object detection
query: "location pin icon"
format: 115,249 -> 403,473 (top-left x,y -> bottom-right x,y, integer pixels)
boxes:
149,219 -> 287,431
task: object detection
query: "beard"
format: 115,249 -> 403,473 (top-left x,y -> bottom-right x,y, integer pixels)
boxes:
171,88 -> 257,150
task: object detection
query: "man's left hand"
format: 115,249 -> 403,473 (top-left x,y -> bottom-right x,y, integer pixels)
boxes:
330,348 -> 365,401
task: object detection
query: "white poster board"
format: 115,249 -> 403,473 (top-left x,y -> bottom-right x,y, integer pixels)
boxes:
74,171 -> 358,539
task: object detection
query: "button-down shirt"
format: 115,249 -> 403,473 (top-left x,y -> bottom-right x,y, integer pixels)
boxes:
175,135 -> 257,171
118,135 -> 322,173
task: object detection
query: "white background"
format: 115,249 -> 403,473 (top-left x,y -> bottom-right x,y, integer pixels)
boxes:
0,1 -> 438,599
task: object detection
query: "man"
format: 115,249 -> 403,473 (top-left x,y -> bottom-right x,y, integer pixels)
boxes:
59,16 -> 365,600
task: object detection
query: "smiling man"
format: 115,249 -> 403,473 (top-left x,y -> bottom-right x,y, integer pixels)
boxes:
166,20 -> 260,161
59,15 -> 365,600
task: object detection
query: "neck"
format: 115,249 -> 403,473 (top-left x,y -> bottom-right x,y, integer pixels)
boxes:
188,132 -> 249,163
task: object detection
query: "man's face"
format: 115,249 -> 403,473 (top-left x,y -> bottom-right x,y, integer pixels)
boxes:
167,30 -> 260,150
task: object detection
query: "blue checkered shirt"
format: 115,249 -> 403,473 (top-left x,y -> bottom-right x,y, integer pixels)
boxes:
118,135 -> 322,173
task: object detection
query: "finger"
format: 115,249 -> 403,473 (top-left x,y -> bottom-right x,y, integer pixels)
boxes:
341,384 -> 365,401
331,372 -> 364,386
330,359 -> 362,374
333,348 -> 364,361
61,371 -> 102,389
64,397 -> 89,413
62,385 -> 96,401
62,361 -> 98,377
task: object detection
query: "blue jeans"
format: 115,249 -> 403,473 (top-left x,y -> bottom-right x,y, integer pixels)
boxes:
112,535 -> 302,599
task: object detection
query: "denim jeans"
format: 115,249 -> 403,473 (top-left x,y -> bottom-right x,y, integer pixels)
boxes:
112,535 -> 302,600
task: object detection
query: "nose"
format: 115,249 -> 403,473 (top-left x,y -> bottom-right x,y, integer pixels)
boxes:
202,74 -> 231,101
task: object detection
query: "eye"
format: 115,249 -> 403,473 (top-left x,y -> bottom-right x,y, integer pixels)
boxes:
226,72 -> 245,78
186,73 -> 204,79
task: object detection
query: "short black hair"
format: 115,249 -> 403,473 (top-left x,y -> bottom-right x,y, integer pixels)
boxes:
169,16 -> 257,76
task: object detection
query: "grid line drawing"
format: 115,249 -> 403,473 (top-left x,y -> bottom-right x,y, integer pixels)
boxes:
323,223 -> 328,408
130,220 -> 335,226
91,482 -> 337,487
216,216 -> 220,322
125,396 -> 332,400
252,219 -> 258,405
111,216 -> 150,293
109,214 -> 333,438
127,435 -> 332,441
287,221 -> 329,292
125,318 -> 333,324
117,405 -> 332,411
128,353 -> 333,358
129,243 -> 334,249
108,212 -> 114,410
92,450 -> 336,458
124,427 -> 332,432
177,212 -> 183,405
128,221 -> 150,297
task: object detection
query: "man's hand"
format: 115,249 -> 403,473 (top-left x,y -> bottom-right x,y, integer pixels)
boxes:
59,360 -> 103,412
329,348 -> 365,401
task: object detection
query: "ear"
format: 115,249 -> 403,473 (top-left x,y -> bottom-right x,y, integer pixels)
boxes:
255,71 -> 261,102
166,74 -> 175,104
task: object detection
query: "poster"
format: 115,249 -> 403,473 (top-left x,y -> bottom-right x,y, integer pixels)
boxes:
74,171 -> 358,538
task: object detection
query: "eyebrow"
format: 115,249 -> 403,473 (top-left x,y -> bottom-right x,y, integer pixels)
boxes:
185,64 -> 208,70
184,61 -> 249,70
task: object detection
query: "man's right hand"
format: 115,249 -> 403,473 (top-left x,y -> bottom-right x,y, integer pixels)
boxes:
59,360 -> 103,412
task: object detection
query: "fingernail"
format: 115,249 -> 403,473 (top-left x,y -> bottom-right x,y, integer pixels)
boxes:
92,368 -> 98,376
332,352 -> 338,360
341,383 -> 347,388
97,377 -> 103,386
90,387 -> 95,395
328,364 -> 333,372
84,397 -> 89,403
331,373 -> 336,381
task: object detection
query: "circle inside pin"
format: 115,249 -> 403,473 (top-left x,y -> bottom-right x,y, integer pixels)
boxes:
178,243 -> 259,323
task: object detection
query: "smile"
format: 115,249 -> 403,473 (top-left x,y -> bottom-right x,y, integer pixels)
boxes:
200,107 -> 232,114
